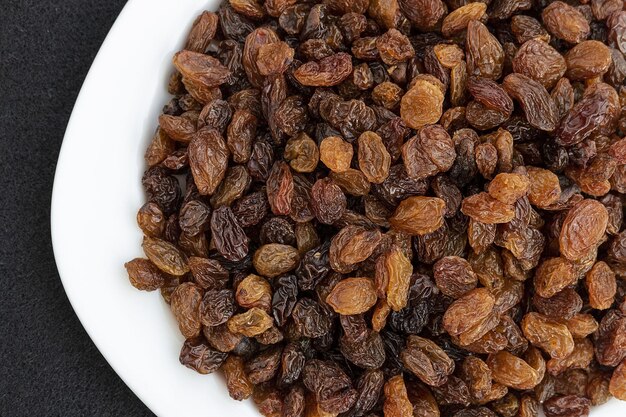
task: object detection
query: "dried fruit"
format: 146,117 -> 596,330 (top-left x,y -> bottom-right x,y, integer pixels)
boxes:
610,359 -> 626,400
401,79 -> 444,129
357,131 -> 391,184
253,244 -> 300,278
512,40 -> 566,89
180,337 -> 227,374
585,261 -> 617,310
390,196 -> 446,235
466,21 -> 504,80
443,288 -> 495,337
461,193 -> 515,224
326,277 -> 377,315
559,199 -> 608,261
433,256 -> 477,298
189,128 -> 229,196
227,307 -> 274,337
125,258 -> 166,291
319,136 -> 353,173
131,4 -> 626,416
222,355 -> 254,400
142,236 -> 189,276
522,313 -> 574,359
487,351 -> 541,390
171,282 -> 203,338
383,375 -> 413,417
543,395 -> 590,417
503,73 -> 558,131
442,3 -> 487,38
401,335 -> 455,387
565,40 -> 612,81
375,246 -> 412,311
294,53 -> 353,87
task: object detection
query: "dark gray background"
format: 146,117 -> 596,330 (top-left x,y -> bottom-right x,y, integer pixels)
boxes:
0,1 -> 154,416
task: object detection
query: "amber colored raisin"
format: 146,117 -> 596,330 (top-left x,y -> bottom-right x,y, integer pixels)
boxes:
401,335 -> 455,387
171,282 -> 203,338
542,2 -> 590,44
375,246 -> 412,311
487,173 -> 530,205
125,258 -> 167,291
533,257 -> 577,299
188,127 -> 229,196
522,312 -> 575,359
441,2 -> 487,38
383,375 -> 413,417
585,261 -> 617,310
565,40 -> 612,81
142,236 -> 189,276
401,79 -> 445,129
325,277 -> 377,315
390,196 -> 446,235
319,136 -> 353,173
443,288 -> 495,337
222,355 -> 254,400
357,131 -> 391,184
559,199 -> 608,261
294,53 -> 353,87
487,351 -> 541,390
461,192 -> 516,224
228,307 -> 274,337
236,274 -> 273,311
527,167 -> 561,208
609,359 -> 626,400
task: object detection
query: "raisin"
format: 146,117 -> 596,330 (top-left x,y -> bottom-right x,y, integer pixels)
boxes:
222,355 -> 254,400
543,395 -> 590,417
390,196 -> 446,235
559,199 -> 608,261
228,307 -> 274,337
542,2 -> 590,44
357,131 -> 391,184
522,312 -> 575,359
585,261 -> 617,310
401,335 -> 455,387
326,277 -> 377,315
302,359 -> 357,413
401,79 -> 445,129
502,73 -> 558,131
171,282 -> 203,338
179,336 -> 227,374
443,288 -> 495,337
375,246 -> 412,311
124,258 -> 167,291
461,192 -> 516,224
294,53 -> 353,87
383,375 -> 413,417
466,21 -> 504,80
310,178 -> 347,224
565,40 -> 612,81
487,351 -> 541,390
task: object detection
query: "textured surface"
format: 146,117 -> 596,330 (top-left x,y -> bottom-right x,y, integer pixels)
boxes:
0,1 -> 153,416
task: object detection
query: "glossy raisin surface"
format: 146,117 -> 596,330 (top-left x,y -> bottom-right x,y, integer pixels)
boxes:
129,3 -> 626,416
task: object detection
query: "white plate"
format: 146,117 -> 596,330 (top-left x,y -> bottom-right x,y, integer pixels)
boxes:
51,1 -> 625,416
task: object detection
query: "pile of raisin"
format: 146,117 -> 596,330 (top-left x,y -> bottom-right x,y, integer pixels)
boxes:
125,1 -> 626,416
